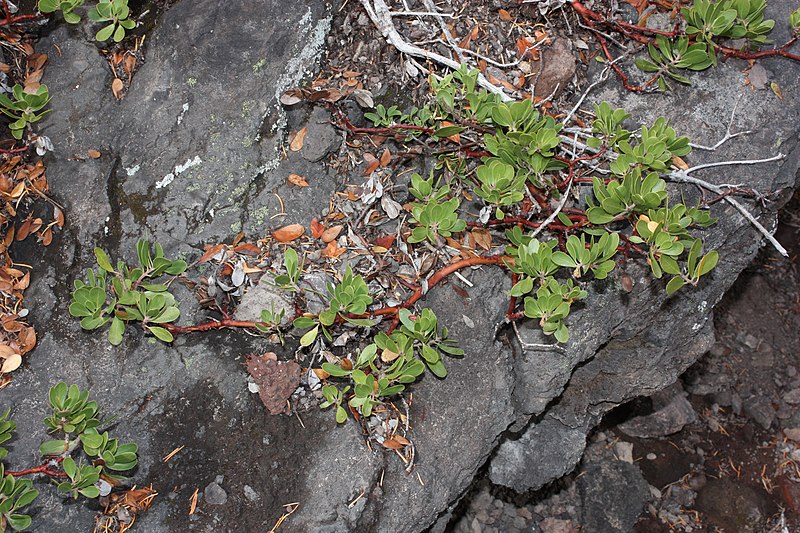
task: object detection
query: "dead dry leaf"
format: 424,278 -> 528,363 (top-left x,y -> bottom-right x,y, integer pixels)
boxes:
362,152 -> 380,176
287,173 -> 309,187
246,354 -> 302,415
310,217 -> 325,239
321,225 -> 343,243
289,127 -> 307,152
379,148 -> 391,167
87,149 -> 101,159
271,224 -> 305,243
111,78 -> 124,100
321,239 -> 345,259
0,353 -> 21,373
498,8 -> 513,21
471,228 -> 492,251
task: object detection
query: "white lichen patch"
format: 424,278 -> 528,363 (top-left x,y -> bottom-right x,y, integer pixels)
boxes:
156,156 -> 203,189
177,102 -> 190,125
125,164 -> 140,177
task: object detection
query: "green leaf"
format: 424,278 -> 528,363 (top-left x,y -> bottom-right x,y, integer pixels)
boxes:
107,317 -> 124,345
95,23 -> 115,42
554,323 -> 569,343
335,405 -> 347,423
292,316 -> 316,329
79,486 -> 100,498
433,125 -> 465,138
38,0 -> 60,12
12,488 -> 37,510
6,514 -> 32,531
113,24 -> 125,43
39,439 -> 66,456
321,362 -> 351,377
344,317 -> 375,327
94,247 -> 114,273
152,306 -> 180,324
62,457 -> 76,478
659,254 -> 681,276
696,250 -> 718,277
666,276 -> 687,295
148,326 -> 174,343
426,357 -> 447,378
634,59 -> 661,73
300,325 -> 319,347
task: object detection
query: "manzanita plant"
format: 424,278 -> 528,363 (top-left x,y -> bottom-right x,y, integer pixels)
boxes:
0,383 -> 140,531
69,239 -> 187,345
0,85 -> 50,140
37,0 -> 136,42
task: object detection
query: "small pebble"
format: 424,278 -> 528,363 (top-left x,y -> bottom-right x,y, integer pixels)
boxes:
783,428 -> 800,442
204,482 -> 228,505
646,453 -> 657,460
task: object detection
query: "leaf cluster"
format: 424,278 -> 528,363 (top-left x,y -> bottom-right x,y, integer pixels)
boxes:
635,0 -> 780,88
0,383 -> 139,530
88,0 -> 136,42
0,465 -> 37,532
523,278 -> 587,343
37,0 -> 83,23
69,239 -> 187,345
0,85 -> 51,140
320,308 -> 462,422
294,265 -> 374,346
39,0 -> 137,42
41,383 -> 138,484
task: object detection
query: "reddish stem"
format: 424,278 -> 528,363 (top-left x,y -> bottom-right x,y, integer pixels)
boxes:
718,37 -> 800,62
7,464 -> 67,478
362,255 -> 510,317
162,319 -> 273,334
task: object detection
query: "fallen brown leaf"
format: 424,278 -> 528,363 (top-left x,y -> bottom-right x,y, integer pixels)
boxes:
320,225 -> 343,243
362,152 -> 380,176
379,148 -> 391,167
310,217 -> 325,239
111,78 -> 124,100
87,149 -> 101,159
289,127 -> 307,151
272,223 -> 305,243
287,173 -> 309,187
321,239 -> 345,258
498,8 -> 513,21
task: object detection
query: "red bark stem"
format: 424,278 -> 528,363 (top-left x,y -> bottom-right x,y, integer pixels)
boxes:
162,319 -> 273,334
7,464 -> 67,478
363,255 -> 511,317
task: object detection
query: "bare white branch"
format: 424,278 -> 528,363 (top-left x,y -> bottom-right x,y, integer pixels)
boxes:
422,0 -> 466,64
667,168 -> 788,257
359,0 -> 513,101
390,10 -> 455,18
685,153 -> 784,174
689,95 -> 752,151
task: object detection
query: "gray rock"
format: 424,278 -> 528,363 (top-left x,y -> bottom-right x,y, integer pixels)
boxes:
696,478 -> 770,533
301,106 -> 342,162
577,461 -> 650,533
235,274 -> 293,325
783,388 -> 800,404
533,37 -> 576,98
204,482 -> 228,505
744,396 -> 776,429
243,485 -> 260,501
617,393 -> 697,438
